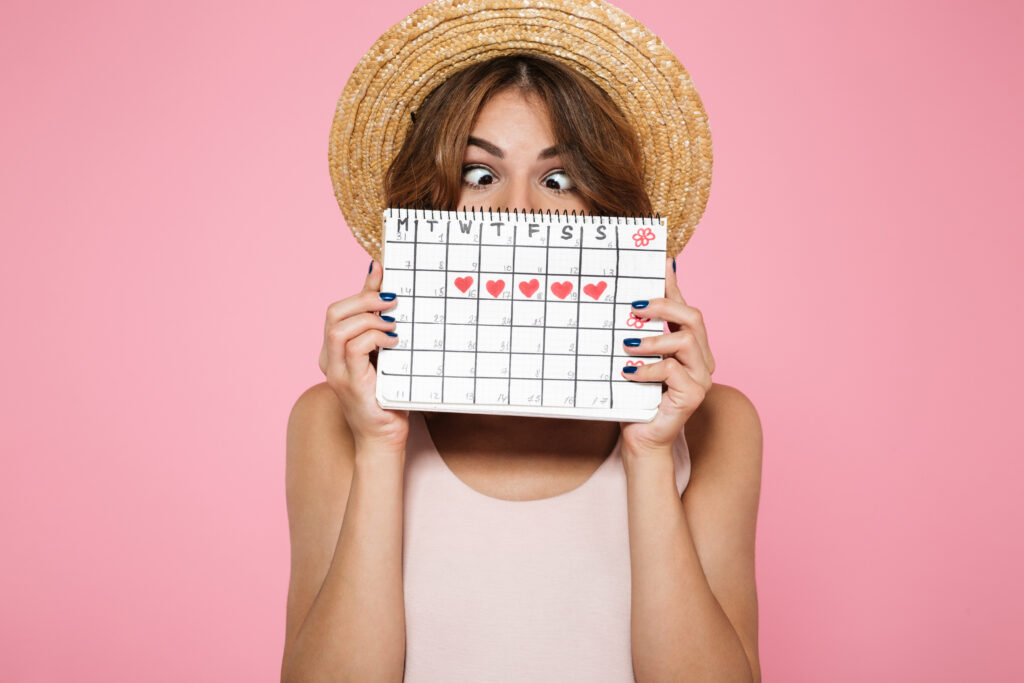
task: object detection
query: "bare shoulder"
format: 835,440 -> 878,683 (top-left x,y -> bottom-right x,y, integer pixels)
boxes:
281,381 -> 358,677
286,380 -> 357,472
684,381 -> 764,477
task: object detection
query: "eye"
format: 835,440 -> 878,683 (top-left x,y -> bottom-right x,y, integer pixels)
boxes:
462,165 -> 496,188
542,170 -> 574,192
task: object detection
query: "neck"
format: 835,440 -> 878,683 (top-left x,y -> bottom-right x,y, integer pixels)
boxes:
422,410 -> 620,459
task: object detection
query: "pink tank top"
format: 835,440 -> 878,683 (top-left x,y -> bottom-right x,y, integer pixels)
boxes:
401,410 -> 692,681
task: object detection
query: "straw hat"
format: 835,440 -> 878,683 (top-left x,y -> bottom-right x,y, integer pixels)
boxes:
329,0 -> 713,260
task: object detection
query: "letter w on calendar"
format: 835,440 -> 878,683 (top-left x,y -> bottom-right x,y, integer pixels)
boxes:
375,209 -> 666,422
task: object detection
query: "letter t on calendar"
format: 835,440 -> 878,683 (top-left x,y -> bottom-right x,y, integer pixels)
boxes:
375,209 -> 666,421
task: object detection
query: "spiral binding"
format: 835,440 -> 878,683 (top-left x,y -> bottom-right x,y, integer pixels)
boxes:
384,205 -> 663,226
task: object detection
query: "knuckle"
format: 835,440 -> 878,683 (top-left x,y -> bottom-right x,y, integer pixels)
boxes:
326,325 -> 347,344
343,335 -> 363,360
326,298 -> 350,322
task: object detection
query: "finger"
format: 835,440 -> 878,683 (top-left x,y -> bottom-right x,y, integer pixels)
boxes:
325,290 -> 399,327
326,312 -> 398,372
362,258 -> 384,293
664,256 -> 686,305
621,356 -> 707,411
631,296 -> 691,329
345,327 -> 399,379
622,329 -> 706,376
631,296 -> 707,343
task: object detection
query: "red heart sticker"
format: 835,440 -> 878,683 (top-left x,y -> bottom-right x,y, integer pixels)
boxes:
454,276 -> 473,293
518,278 -> 540,298
583,281 -> 607,300
486,279 -> 505,297
550,281 -> 573,299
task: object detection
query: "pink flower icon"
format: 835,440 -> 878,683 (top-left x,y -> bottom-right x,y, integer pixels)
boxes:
632,227 -> 655,247
626,312 -> 649,328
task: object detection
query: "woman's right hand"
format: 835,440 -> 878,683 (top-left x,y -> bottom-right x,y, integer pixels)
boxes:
319,259 -> 409,452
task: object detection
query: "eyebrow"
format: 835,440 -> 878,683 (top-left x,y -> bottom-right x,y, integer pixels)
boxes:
467,136 -> 562,160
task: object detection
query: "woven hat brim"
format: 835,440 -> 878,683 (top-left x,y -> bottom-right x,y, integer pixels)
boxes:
329,0 -> 712,260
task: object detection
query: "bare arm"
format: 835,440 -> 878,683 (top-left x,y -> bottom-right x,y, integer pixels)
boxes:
625,383 -> 763,683
280,382 -> 407,683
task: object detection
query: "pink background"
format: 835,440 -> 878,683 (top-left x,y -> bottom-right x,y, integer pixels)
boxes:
2,0 -> 1021,680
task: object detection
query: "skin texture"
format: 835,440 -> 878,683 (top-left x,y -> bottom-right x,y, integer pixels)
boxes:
282,88 -> 763,682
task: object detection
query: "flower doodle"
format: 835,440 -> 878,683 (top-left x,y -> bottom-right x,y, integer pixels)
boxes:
626,312 -> 649,328
632,227 -> 655,247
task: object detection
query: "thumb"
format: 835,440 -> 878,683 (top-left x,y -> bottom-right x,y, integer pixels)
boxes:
665,256 -> 686,305
363,258 -> 384,292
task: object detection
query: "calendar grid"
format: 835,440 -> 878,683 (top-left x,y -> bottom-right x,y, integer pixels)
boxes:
386,373 -> 659,382
572,242 -> 584,406
506,231 -> 517,404
472,229 -> 482,404
440,231 -> 450,402
386,268 -> 653,277
383,349 -> 659,358
611,233 -> 621,408
540,228 -> 550,406
378,210 -> 666,419
407,221 -> 416,400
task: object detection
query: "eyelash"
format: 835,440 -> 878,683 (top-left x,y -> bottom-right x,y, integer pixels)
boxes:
461,164 -> 572,195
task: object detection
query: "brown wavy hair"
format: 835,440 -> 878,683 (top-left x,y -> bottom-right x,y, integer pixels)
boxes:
384,54 -> 652,217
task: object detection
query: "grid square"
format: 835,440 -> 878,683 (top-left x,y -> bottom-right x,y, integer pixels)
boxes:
510,379 -> 543,405
543,354 -> 576,380
444,377 -> 476,403
477,377 -> 510,404
541,380 -> 575,407
510,354 -> 543,380
514,245 -> 547,274
412,350 -> 444,377
510,327 -> 544,353
411,376 -> 443,402
576,382 -> 611,409
544,327 -> 578,355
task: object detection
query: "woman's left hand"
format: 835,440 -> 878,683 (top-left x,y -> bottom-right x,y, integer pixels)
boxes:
619,257 -> 716,456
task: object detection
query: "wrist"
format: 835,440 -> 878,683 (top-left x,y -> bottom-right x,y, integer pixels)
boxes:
620,443 -> 674,478
353,438 -> 407,463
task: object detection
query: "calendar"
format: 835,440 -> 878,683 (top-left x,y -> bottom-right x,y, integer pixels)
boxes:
375,208 -> 666,422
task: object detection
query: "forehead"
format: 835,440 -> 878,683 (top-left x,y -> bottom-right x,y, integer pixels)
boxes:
469,89 -> 555,141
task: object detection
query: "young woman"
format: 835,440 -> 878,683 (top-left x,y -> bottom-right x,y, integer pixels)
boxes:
282,6 -> 762,683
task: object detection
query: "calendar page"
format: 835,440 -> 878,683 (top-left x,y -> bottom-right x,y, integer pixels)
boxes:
375,208 -> 666,422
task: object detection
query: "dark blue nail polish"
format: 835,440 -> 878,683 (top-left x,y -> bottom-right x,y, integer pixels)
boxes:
379,292 -> 396,301
622,366 -> 638,374
385,331 -> 398,337
672,258 -> 676,273
368,260 -> 373,273
380,315 -> 395,322
624,338 -> 642,347
631,300 -> 649,309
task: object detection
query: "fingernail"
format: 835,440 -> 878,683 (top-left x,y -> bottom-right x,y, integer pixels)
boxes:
631,300 -> 649,309
624,338 -> 642,347
380,315 -> 395,322
672,258 -> 676,273
368,260 -> 374,273
385,331 -> 398,337
622,366 -> 638,374
379,292 -> 396,301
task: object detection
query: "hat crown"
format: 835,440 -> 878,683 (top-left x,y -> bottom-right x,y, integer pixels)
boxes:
329,0 -> 712,260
